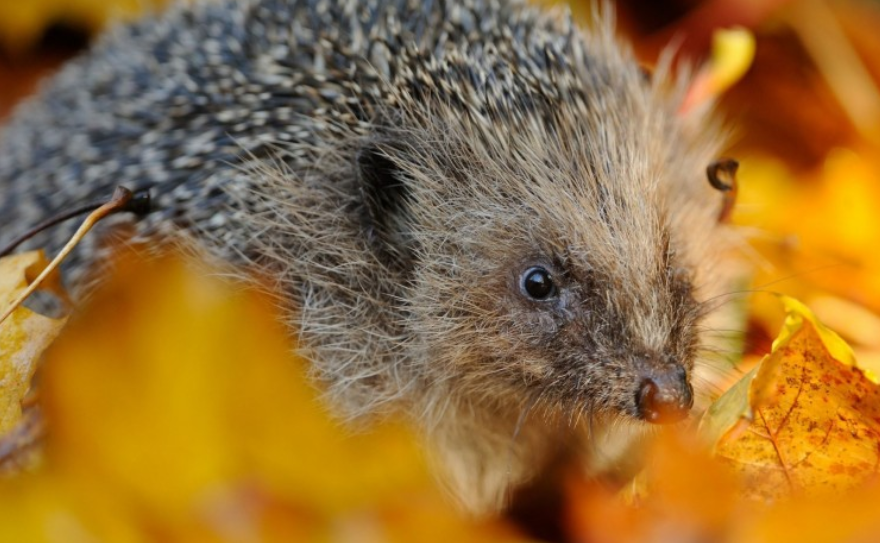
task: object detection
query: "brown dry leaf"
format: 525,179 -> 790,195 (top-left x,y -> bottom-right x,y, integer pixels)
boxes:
0,251 -> 67,436
703,296 -> 880,502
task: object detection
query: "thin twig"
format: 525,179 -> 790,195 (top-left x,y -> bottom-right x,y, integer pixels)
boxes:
0,190 -> 150,258
0,187 -> 140,327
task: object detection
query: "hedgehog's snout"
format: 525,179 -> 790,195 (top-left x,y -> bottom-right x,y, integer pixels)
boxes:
634,361 -> 693,424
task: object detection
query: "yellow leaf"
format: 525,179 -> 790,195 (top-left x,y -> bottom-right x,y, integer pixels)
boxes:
708,28 -> 757,94
0,251 -> 67,436
0,253 -> 526,541
680,27 -> 756,113
704,297 -> 880,501
774,296 -> 857,372
0,0 -> 170,54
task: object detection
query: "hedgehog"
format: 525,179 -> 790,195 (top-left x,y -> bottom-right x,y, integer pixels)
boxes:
0,0 -> 736,513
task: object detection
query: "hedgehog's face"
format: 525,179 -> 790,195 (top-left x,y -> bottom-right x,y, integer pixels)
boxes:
356,132 -> 722,426
395,201 -> 707,426
357,44 -> 729,424
484,247 -> 701,424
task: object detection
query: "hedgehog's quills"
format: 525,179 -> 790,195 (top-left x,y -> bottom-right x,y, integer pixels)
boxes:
0,0 -> 738,513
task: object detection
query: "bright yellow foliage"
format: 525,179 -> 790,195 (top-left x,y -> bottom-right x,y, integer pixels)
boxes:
680,27 -> 756,114
0,252 -> 67,435
736,149 -> 880,377
0,255 -> 526,543
0,0 -> 169,53
706,298 -> 880,502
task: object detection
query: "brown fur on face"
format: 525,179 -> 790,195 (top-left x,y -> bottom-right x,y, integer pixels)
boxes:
395,98 -> 708,414
331,20 -> 731,509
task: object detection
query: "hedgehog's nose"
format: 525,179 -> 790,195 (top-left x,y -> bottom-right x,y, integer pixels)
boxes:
636,365 -> 693,424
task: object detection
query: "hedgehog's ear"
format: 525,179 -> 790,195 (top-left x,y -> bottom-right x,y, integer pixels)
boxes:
356,145 -> 413,270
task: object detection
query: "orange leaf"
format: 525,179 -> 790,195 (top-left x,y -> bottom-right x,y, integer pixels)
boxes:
0,251 -> 67,435
707,297 -> 880,501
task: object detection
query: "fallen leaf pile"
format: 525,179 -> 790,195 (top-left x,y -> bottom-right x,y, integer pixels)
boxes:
566,298 -> 880,543
0,254 -> 526,542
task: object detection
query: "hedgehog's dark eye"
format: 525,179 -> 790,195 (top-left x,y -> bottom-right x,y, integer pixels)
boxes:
521,267 -> 556,300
